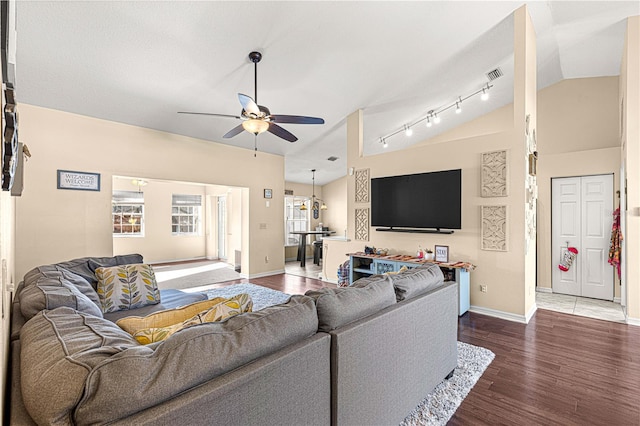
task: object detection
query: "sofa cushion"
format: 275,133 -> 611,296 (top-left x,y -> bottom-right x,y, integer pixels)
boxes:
74,295 -> 318,424
103,289 -> 209,323
96,263 -> 161,313
305,275 -> 396,332
389,263 -> 445,301
116,297 -> 227,334
20,307 -> 144,426
22,267 -> 100,306
131,293 -> 253,344
19,277 -> 103,320
55,254 -> 144,287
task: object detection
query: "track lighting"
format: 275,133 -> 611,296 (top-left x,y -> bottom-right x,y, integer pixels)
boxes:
377,82 -> 492,145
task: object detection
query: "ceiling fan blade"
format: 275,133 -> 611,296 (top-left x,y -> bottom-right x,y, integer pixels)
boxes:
269,115 -> 325,125
238,93 -> 260,116
223,124 -> 246,139
178,111 -> 241,119
267,123 -> 298,143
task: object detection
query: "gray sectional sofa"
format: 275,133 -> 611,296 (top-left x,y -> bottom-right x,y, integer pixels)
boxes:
7,255 -> 457,426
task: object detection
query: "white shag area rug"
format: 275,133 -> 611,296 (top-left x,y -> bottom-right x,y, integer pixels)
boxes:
203,283 -> 494,425
204,283 -> 291,311
400,341 -> 495,425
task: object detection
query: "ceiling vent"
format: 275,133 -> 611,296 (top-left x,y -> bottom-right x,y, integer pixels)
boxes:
327,156 -> 339,162
486,68 -> 503,81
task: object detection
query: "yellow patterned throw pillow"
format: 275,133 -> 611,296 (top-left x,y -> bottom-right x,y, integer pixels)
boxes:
95,263 -> 161,313
116,297 -> 226,334
131,293 -> 253,345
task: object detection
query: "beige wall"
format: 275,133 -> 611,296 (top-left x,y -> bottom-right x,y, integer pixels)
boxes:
112,177 -> 207,263
15,104 -> 286,281
621,16 -> 640,323
0,65 -> 16,418
536,78 -> 622,295
322,176 -> 348,236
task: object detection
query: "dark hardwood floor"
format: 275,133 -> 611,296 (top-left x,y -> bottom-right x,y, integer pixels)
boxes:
219,273 -> 640,425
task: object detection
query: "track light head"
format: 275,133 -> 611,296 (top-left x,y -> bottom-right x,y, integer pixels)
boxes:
433,113 -> 441,124
405,125 -> 413,137
426,116 -> 432,128
383,138 -> 388,148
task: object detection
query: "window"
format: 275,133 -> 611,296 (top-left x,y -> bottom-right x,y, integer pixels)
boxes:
112,190 -> 144,236
172,194 -> 202,235
285,196 -> 310,246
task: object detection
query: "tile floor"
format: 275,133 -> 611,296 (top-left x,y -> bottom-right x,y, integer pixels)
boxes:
536,291 -> 626,323
284,260 -> 324,280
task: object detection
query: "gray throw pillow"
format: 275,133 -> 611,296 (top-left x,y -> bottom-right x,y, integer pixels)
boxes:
19,277 -> 103,320
389,263 -> 445,301
306,276 -> 396,332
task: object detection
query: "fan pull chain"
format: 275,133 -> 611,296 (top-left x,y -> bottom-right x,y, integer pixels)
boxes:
254,135 -> 257,157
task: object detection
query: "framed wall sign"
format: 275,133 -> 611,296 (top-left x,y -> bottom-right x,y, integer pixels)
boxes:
434,245 -> 449,263
264,188 -> 272,199
57,170 -> 100,191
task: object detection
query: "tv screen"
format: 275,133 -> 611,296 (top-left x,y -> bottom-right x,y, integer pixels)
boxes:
371,169 -> 462,230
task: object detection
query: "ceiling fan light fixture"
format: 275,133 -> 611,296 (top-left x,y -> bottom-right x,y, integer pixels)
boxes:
242,119 -> 269,135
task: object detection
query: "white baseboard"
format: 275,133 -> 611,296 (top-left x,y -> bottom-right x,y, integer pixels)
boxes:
614,297 -> 621,304
626,316 -> 640,326
536,287 -> 553,293
469,305 -> 532,324
246,269 -> 285,279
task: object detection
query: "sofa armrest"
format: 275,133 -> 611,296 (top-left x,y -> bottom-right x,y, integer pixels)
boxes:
108,333 -> 331,426
329,282 -> 458,426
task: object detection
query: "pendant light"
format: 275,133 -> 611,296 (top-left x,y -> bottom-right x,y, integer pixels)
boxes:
300,169 -> 327,213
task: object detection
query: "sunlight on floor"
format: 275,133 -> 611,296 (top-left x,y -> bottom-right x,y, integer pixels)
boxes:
154,262 -> 232,282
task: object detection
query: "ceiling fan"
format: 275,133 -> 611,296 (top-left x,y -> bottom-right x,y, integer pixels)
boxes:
179,51 -> 324,143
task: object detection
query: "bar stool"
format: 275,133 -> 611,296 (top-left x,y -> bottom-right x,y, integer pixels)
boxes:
313,240 -> 323,265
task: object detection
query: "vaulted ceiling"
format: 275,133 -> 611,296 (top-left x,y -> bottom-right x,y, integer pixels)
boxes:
14,1 -> 639,185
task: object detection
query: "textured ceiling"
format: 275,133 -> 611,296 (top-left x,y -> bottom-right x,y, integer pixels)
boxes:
14,1 -> 639,185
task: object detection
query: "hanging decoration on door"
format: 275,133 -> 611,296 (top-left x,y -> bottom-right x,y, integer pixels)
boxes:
558,246 -> 578,272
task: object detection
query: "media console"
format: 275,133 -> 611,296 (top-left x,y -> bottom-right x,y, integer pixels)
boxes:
348,252 -> 473,315
375,227 -> 455,234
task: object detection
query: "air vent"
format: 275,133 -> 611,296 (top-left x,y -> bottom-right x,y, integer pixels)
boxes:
327,156 -> 339,162
486,68 -> 503,81
284,189 -> 294,196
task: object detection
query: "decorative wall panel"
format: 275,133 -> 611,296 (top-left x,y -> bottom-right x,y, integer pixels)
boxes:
355,208 -> 369,241
481,150 -> 508,197
355,169 -> 369,203
481,205 -> 507,251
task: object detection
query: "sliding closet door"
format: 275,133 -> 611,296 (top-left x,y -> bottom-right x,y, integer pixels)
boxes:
552,174 -> 614,300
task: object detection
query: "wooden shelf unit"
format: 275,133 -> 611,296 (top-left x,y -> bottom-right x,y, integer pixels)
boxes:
347,252 -> 472,315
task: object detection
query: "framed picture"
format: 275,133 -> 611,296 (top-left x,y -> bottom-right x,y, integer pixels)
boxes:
57,170 -> 101,191
434,245 -> 449,263
264,188 -> 272,199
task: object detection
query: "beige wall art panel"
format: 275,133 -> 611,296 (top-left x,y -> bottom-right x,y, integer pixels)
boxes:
355,208 -> 369,241
355,168 -> 369,203
481,205 -> 508,251
481,150 -> 508,197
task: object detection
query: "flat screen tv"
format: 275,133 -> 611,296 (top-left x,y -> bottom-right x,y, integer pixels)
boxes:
371,169 -> 461,232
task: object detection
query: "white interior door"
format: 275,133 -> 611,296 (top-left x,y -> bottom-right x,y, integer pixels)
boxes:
552,177 -> 581,296
552,175 -> 614,300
